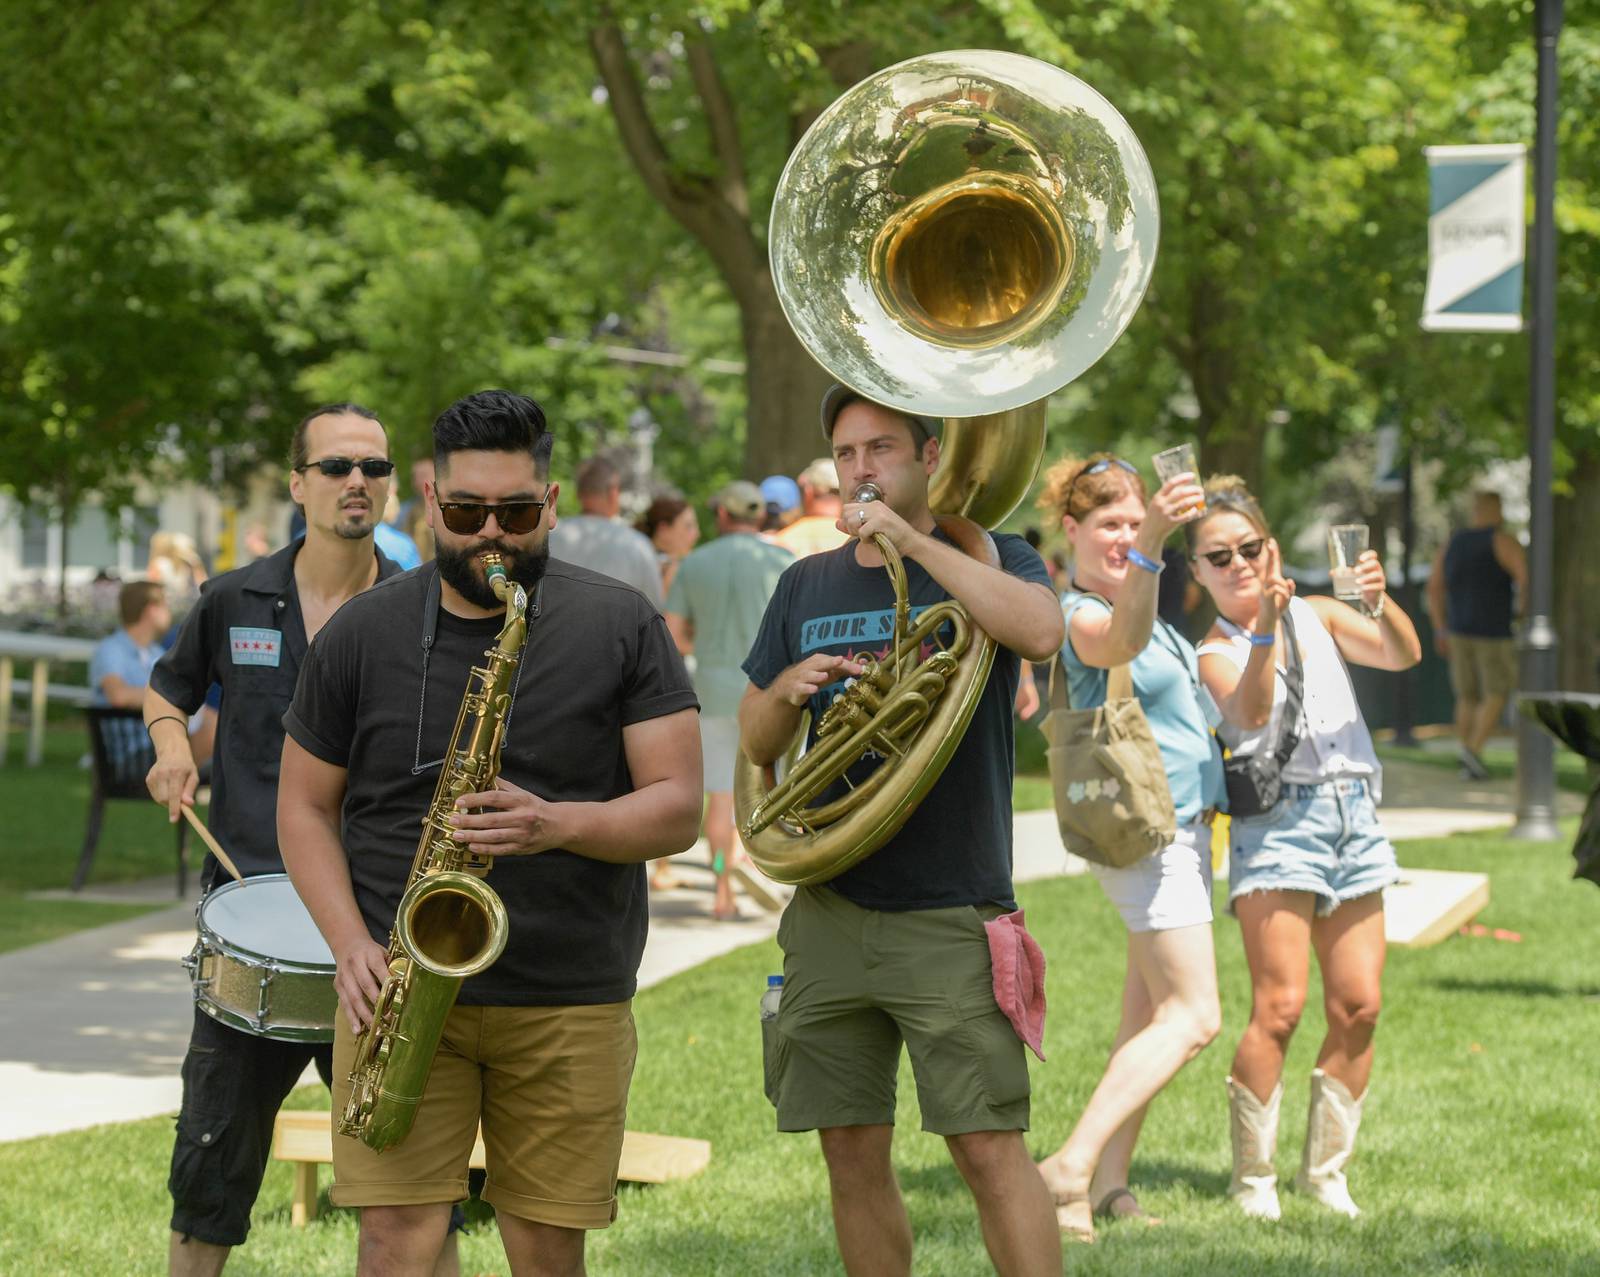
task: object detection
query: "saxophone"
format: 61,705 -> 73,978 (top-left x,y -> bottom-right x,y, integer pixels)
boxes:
339,555 -> 527,1152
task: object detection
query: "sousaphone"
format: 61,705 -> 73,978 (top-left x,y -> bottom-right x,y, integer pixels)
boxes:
735,50 -> 1159,886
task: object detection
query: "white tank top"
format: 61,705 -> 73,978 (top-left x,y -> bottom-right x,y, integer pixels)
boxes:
1197,596 -> 1382,800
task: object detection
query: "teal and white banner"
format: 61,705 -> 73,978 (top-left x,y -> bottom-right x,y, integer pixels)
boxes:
1422,144 -> 1526,333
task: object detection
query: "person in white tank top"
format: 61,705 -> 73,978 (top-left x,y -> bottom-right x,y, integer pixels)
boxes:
1187,477 -> 1421,1224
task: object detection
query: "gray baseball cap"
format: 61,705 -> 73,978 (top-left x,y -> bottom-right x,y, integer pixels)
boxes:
712,479 -> 765,521
819,384 -> 942,445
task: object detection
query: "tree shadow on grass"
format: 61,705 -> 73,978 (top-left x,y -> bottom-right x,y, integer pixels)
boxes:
1428,976 -> 1600,999
894,1153 -> 1227,1205
1124,1157 -> 1230,1198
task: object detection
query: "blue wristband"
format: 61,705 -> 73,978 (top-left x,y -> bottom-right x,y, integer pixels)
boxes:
1247,632 -> 1276,647
1127,547 -> 1163,574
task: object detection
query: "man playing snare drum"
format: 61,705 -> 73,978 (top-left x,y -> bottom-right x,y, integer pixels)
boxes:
144,404 -> 405,1276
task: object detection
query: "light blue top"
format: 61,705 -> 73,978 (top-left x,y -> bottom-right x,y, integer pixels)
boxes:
373,521 -> 422,571
89,629 -> 162,707
1059,592 -> 1226,823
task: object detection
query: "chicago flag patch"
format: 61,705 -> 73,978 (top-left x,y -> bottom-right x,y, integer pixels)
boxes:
230,627 -> 282,667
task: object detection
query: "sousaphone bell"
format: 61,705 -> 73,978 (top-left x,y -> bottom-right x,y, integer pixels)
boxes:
736,50 -> 1160,886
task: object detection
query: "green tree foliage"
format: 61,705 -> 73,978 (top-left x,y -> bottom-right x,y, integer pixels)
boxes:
0,0 -> 1594,624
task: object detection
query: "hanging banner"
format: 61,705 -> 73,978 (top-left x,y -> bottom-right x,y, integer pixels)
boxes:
1422,144 -> 1526,332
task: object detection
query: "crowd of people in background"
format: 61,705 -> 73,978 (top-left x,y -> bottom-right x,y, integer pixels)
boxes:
79,440 -> 1511,952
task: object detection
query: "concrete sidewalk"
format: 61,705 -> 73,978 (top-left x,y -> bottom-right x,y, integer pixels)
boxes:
1,756 -> 1566,1144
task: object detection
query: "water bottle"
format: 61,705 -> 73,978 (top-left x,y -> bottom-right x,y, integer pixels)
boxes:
760,974 -> 783,1022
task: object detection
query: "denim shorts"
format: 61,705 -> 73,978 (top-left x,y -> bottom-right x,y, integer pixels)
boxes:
1228,778 -> 1399,917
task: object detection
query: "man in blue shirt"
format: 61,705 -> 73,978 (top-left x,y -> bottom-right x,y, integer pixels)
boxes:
91,582 -> 171,709
90,582 -> 212,764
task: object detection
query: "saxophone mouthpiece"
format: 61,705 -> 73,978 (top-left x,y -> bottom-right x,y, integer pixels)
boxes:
481,553 -> 511,602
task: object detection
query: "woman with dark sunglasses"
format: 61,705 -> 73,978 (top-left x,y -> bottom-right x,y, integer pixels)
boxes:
1034,452 -> 1225,1241
1187,477 -> 1420,1223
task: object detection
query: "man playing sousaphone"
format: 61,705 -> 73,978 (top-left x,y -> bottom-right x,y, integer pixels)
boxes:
279,390 -> 702,1277
739,386 -> 1065,1276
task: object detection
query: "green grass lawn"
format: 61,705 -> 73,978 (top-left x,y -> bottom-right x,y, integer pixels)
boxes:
3,826 -> 1596,1275
0,724 -> 181,953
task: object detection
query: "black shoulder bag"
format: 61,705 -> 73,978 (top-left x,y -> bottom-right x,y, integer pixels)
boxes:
1222,609 -> 1305,819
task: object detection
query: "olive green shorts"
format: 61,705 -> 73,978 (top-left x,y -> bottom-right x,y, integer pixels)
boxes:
1448,634 -> 1517,703
763,886 -> 1030,1136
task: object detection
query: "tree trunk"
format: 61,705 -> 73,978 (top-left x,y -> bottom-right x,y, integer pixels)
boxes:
1184,302 -> 1266,489
1197,424 -> 1267,491
738,273 -> 835,481
1553,452 -> 1600,692
57,492 -> 72,622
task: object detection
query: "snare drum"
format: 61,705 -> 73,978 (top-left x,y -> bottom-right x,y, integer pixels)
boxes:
184,873 -> 338,1042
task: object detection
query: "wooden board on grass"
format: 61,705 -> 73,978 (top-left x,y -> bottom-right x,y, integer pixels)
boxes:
273,1110 -> 710,1225
1384,868 -> 1490,948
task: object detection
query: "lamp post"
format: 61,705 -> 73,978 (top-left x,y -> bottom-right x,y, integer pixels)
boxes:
1511,0 -> 1563,840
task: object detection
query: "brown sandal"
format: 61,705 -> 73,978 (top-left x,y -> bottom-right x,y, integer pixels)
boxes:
1094,1187 -> 1162,1226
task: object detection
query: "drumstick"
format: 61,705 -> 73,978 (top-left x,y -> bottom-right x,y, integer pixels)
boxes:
181,805 -> 246,885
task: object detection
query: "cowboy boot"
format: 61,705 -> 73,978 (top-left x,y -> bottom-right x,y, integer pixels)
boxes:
1226,1076 -> 1282,1221
1294,1068 -> 1364,1217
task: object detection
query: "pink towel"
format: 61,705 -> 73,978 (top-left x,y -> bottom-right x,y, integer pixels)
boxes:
984,909 -> 1047,1061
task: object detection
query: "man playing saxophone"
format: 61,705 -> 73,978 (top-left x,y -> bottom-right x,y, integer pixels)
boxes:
279,389 -> 702,1277
739,389 -> 1065,1277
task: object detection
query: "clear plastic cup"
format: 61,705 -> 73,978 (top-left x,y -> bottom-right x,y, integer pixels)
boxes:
1327,524 -> 1369,601
1152,443 -> 1203,518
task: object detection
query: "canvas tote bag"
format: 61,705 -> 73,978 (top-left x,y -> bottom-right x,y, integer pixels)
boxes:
1044,613 -> 1177,868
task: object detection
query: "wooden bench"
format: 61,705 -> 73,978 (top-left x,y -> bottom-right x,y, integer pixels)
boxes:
272,1111 -> 711,1226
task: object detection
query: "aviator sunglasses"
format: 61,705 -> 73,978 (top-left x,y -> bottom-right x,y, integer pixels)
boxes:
1063,456 -> 1139,516
1195,537 -> 1266,570
437,494 -> 551,535
294,457 -> 396,479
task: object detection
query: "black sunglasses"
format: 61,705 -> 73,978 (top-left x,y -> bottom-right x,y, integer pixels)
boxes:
1064,457 -> 1139,515
437,496 -> 550,535
296,457 -> 396,479
1195,537 -> 1266,569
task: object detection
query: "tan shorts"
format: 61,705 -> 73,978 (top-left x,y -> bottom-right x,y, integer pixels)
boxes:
1448,635 -> 1517,703
331,1001 -> 636,1229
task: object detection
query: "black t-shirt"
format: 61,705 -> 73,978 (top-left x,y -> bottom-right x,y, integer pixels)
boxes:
283,561 -> 698,1006
741,530 -> 1053,912
148,540 -> 402,882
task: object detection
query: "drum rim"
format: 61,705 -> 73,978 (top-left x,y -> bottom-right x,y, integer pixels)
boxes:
195,872 -> 336,970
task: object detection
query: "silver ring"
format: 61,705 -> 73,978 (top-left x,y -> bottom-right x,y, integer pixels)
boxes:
857,510 -> 866,524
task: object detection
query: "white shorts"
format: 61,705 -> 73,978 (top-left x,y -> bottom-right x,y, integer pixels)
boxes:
699,715 -> 740,794
1090,822 -> 1214,933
